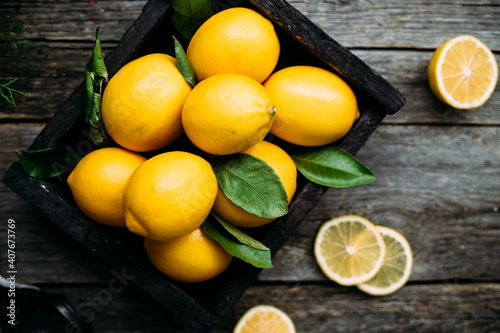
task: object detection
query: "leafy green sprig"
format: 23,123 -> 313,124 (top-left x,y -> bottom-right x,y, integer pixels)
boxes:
0,12 -> 31,65
0,78 -> 33,107
0,12 -> 33,107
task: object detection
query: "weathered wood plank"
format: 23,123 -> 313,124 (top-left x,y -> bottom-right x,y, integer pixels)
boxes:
2,0 -> 499,50
287,0 -> 500,50
353,50 -> 500,125
33,283 -> 500,332
1,1 -> 498,332
1,123 -> 499,283
0,0 -> 147,42
2,45 -> 499,124
0,42 -> 116,78
261,124 -> 500,282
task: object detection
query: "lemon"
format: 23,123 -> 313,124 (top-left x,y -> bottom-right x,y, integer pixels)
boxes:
67,147 -> 146,227
182,73 -> 275,155
187,7 -> 280,83
357,226 -> 413,296
144,227 -> 232,283
428,35 -> 498,109
123,151 -> 217,242
314,215 -> 386,286
213,140 -> 297,228
102,53 -> 192,152
263,66 -> 360,146
233,305 -> 296,333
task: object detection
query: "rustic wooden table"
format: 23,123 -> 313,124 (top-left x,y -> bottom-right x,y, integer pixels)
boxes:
1,0 -> 499,332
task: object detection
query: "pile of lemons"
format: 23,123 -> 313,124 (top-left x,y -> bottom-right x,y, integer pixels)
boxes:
67,7 -> 360,283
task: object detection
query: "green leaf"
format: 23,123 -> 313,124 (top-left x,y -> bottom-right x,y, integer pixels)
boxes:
85,62 -> 93,120
85,27 -> 108,146
212,154 -> 288,220
292,146 -> 375,188
173,36 -> 196,87
211,212 -> 269,251
16,148 -> 82,179
88,28 -> 107,80
203,217 -> 273,269
171,0 -> 214,41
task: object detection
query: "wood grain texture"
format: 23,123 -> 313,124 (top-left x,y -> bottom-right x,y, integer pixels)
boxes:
261,125 -> 500,282
30,283 -> 500,332
2,1 -> 397,329
1,0 -> 500,332
287,0 -> 500,50
1,0 -> 147,41
2,124 -> 499,284
2,46 -> 498,124
3,0 -> 499,120
2,0 -> 499,50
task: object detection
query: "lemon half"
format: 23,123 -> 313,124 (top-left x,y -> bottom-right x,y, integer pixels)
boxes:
428,35 -> 498,109
233,305 -> 296,333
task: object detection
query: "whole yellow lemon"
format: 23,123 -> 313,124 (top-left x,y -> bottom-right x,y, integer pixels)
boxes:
186,7 -> 280,83
213,140 -> 297,228
182,73 -> 276,155
123,151 -> 217,241
144,227 -> 232,283
263,66 -> 360,146
67,147 -> 146,227
102,53 -> 192,152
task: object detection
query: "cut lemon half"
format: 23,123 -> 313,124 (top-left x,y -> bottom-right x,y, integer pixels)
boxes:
428,35 -> 498,109
314,215 -> 386,286
357,226 -> 413,296
233,305 -> 296,333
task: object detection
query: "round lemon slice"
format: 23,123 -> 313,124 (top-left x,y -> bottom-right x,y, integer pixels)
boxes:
357,226 -> 413,296
233,305 -> 296,333
314,215 -> 386,286
428,35 -> 498,109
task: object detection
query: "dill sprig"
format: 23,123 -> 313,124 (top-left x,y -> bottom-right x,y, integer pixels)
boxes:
0,12 -> 31,65
0,78 -> 33,107
1,12 -> 33,107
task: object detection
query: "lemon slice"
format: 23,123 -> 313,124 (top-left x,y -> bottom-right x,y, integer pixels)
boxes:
314,215 -> 386,286
233,305 -> 296,333
428,35 -> 498,109
357,226 -> 413,296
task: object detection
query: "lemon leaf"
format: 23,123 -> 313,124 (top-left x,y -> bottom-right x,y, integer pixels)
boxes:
292,146 -> 375,188
203,217 -> 273,269
173,36 -> 196,87
212,154 -> 288,219
16,148 -> 82,179
85,28 -> 108,146
211,212 -> 269,251
171,0 -> 214,41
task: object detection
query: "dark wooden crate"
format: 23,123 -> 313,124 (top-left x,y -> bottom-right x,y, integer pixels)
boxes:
2,0 -> 405,331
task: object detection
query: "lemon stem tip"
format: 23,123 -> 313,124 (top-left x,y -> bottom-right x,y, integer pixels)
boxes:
269,105 -> 277,118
